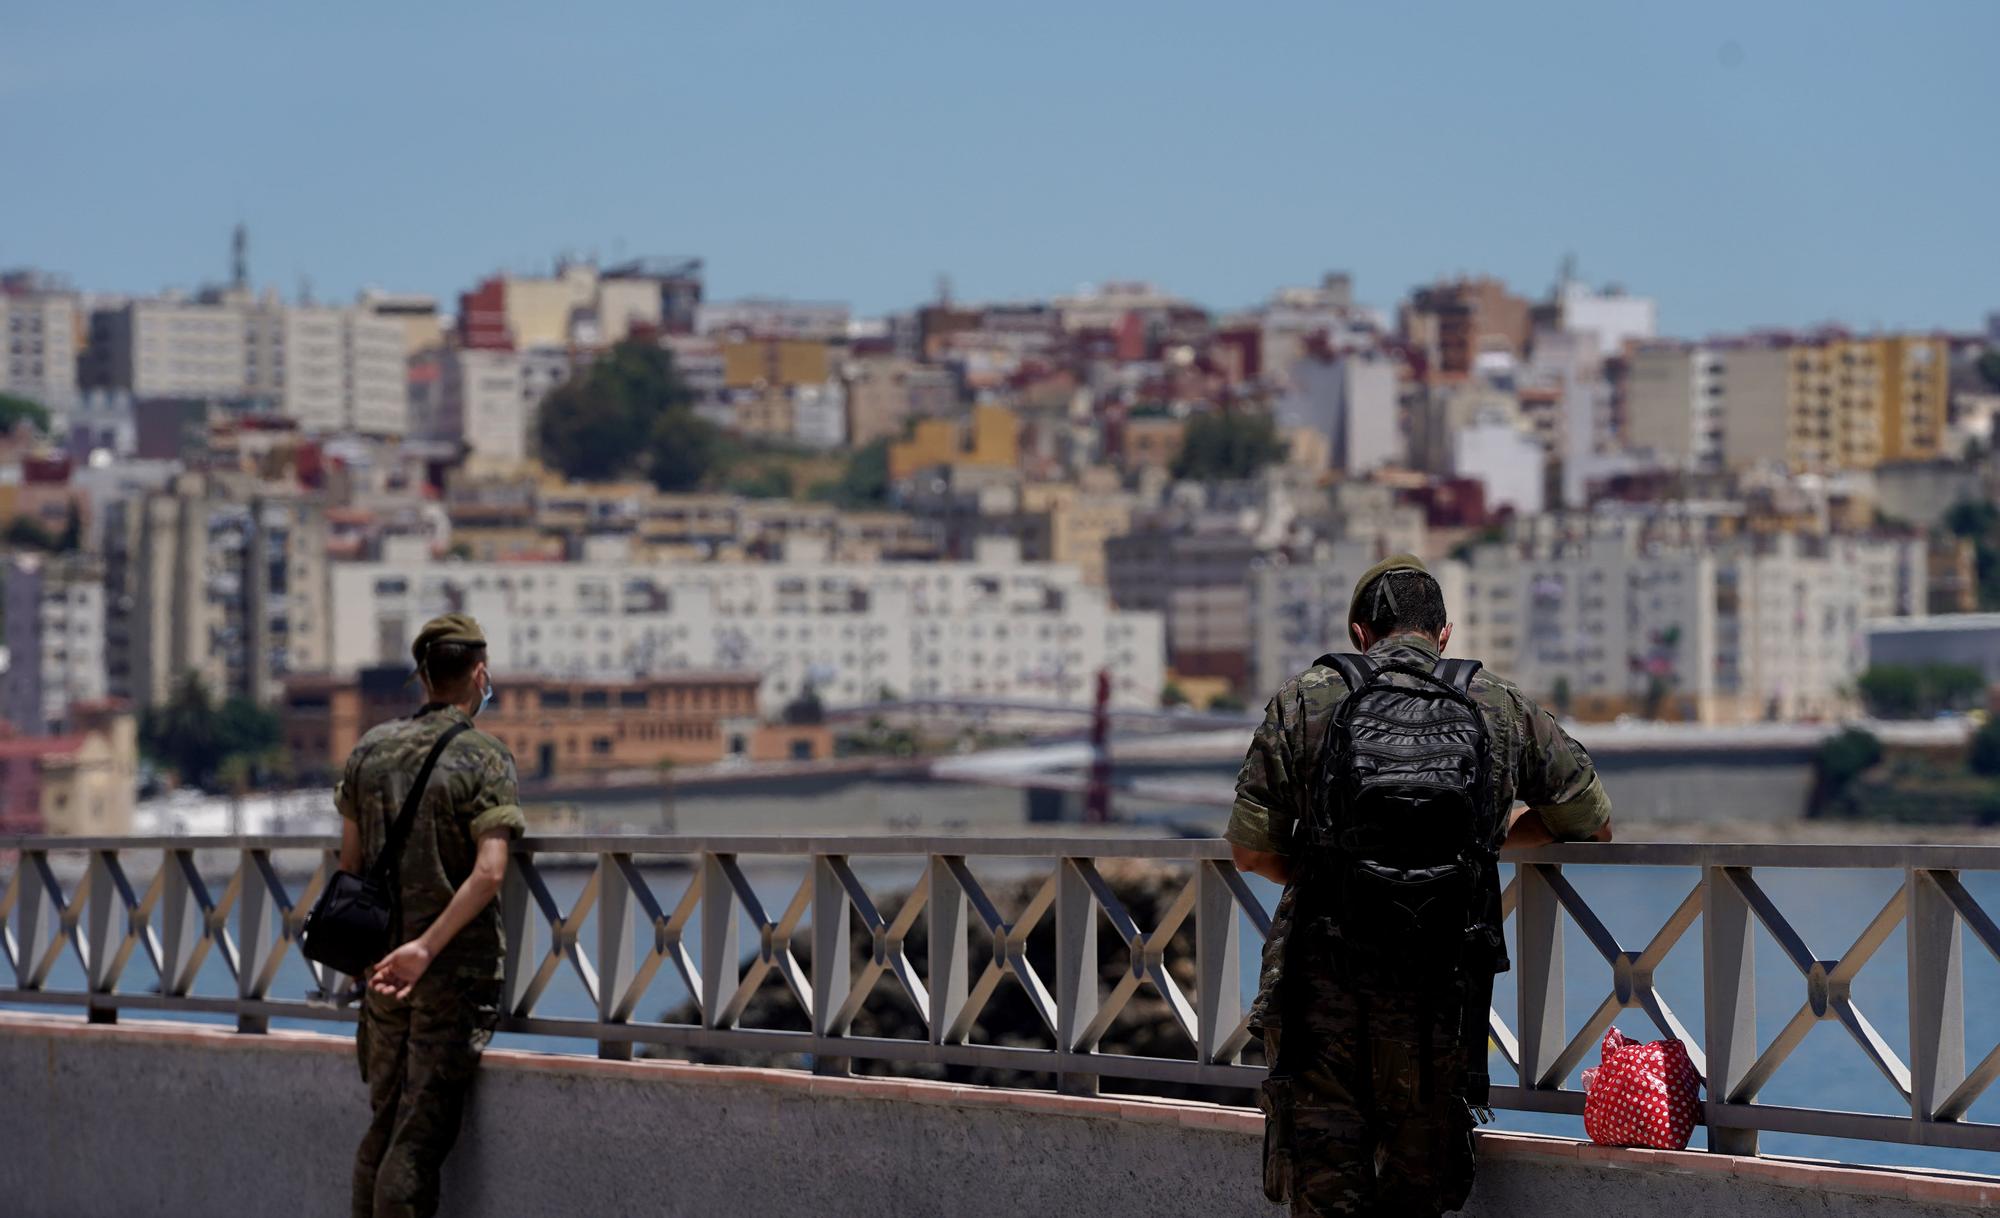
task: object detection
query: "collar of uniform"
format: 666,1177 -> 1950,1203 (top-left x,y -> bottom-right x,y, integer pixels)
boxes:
417,702 -> 474,725
1365,633 -> 1442,663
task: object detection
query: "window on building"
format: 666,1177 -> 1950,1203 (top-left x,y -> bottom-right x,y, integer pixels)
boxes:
540,690 -> 572,709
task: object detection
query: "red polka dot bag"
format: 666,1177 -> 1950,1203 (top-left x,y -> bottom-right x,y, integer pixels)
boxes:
1581,1028 -> 1704,1151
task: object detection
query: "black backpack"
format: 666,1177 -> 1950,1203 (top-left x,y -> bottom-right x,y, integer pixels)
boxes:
1305,651 -> 1506,982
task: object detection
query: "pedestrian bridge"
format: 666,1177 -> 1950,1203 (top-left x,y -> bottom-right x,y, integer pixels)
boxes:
4,834 -> 1999,1215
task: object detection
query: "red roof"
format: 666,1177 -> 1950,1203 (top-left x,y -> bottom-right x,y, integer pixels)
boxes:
0,735 -> 82,762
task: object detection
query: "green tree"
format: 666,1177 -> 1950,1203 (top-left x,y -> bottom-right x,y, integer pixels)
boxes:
139,676 -> 282,792
3,516 -> 58,552
1812,727 -> 1884,815
646,407 -> 722,493
1551,676 -> 1572,718
535,340 -> 706,484
729,464 -> 796,500
1857,663 -> 1987,718
0,393 -> 50,435
1943,499 -> 2000,610
140,674 -> 226,790
1971,717 -> 2000,778
1170,411 -> 1286,482
1207,692 -> 1247,713
811,438 -> 892,508
1978,348 -> 2000,393
1161,681 -> 1188,708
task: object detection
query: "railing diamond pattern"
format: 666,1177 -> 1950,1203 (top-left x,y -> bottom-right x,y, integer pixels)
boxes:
3,835 -> 1999,1157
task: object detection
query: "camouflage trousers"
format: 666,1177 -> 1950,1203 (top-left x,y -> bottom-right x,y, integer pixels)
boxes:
352,972 -> 503,1218
1261,937 -> 1480,1217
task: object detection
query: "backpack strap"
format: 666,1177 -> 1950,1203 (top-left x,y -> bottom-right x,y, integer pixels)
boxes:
1313,652 -> 1375,694
1431,657 -> 1483,694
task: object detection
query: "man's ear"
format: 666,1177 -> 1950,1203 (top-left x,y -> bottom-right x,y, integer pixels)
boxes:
1438,623 -> 1453,652
1349,622 -> 1368,652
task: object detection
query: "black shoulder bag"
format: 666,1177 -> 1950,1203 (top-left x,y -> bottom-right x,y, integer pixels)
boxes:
301,719 -> 472,978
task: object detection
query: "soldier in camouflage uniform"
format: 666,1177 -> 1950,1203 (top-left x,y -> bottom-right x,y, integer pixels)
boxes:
1229,556 -> 1612,1217
337,614 -> 526,1218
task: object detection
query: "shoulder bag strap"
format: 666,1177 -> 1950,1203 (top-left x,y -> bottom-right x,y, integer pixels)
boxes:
367,719 -> 473,888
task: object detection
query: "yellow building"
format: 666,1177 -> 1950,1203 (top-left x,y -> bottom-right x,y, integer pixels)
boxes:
0,703 -> 138,836
888,407 -> 1021,481
1785,336 -> 1948,472
722,339 -> 830,389
1019,483 -> 1134,587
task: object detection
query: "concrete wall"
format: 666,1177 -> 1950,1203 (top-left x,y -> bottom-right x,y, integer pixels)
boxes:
2,1013 -> 1994,1218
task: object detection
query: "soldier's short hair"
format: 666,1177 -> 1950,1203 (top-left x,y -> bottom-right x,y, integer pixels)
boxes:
1359,569 -> 1447,638
422,641 -> 486,694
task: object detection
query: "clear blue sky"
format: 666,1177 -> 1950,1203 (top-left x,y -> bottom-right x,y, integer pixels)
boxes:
5,1 -> 1995,336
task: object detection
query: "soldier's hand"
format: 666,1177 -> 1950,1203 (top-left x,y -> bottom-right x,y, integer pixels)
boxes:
369,941 -> 435,1000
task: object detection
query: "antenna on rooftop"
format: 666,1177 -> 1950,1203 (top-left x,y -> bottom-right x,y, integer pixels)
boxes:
232,223 -> 250,291
936,273 -> 953,307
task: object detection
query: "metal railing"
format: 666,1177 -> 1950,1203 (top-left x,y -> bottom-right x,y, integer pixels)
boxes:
4,835 -> 2000,1157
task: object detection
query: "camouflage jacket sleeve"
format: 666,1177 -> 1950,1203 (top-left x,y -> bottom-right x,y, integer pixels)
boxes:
334,736 -> 373,822
1228,671 -> 1344,855
1510,692 -> 1612,840
449,733 -> 527,840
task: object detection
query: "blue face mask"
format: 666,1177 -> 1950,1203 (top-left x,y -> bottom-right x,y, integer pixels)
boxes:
476,673 -> 494,718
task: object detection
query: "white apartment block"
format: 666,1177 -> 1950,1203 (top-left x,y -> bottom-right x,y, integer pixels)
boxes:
1626,345 -> 1725,470
90,295 -> 407,434
2,554 -> 108,735
1450,530 -> 1926,722
1276,353 -> 1399,474
281,307 -> 407,434
1247,540 -> 1388,696
1558,282 -> 1657,358
328,540 -> 1164,714
696,299 -> 850,343
0,288 -> 79,414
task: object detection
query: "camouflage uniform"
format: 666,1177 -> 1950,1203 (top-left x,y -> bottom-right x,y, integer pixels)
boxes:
338,704 -> 524,1218
1230,634 -> 1610,1217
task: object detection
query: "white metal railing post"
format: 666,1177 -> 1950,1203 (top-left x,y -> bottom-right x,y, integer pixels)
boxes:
235,849 -> 270,1033
596,852 -> 635,1060
811,854 -> 852,1076
16,849 -> 50,989
700,852 -> 739,1030
83,850 -> 118,1022
500,852 -> 536,1016
1515,862 -> 1565,1091
1055,856 -> 1099,1096
158,849 -> 205,997
1704,865 -> 1758,1155
1907,868 -> 1965,1129
1195,859 -> 1242,1065
927,854 -> 968,1045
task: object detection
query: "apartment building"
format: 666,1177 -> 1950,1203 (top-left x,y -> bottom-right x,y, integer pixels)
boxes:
85,292 -> 410,434
1275,351 -> 1400,475
0,276 -> 79,414
1247,540 -> 1385,695
0,703 -> 137,836
1450,528 -> 1925,722
328,538 -> 1163,713
456,261 -> 677,350
103,476 -> 330,708
280,306 -> 407,434
281,667 -> 828,782
2,553 -> 107,735
1629,336 -> 1950,474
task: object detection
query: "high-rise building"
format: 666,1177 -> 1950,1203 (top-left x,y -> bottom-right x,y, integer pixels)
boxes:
280,306 -> 408,434
0,274 -> 80,415
104,476 -> 329,708
1275,351 -> 1400,474
327,538 -> 1164,713
2,553 -> 107,735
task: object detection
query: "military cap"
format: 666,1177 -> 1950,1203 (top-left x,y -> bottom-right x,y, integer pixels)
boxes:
411,613 -> 486,667
1348,554 -> 1433,627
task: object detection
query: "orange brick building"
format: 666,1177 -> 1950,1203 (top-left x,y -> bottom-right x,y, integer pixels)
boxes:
282,668 -> 830,782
